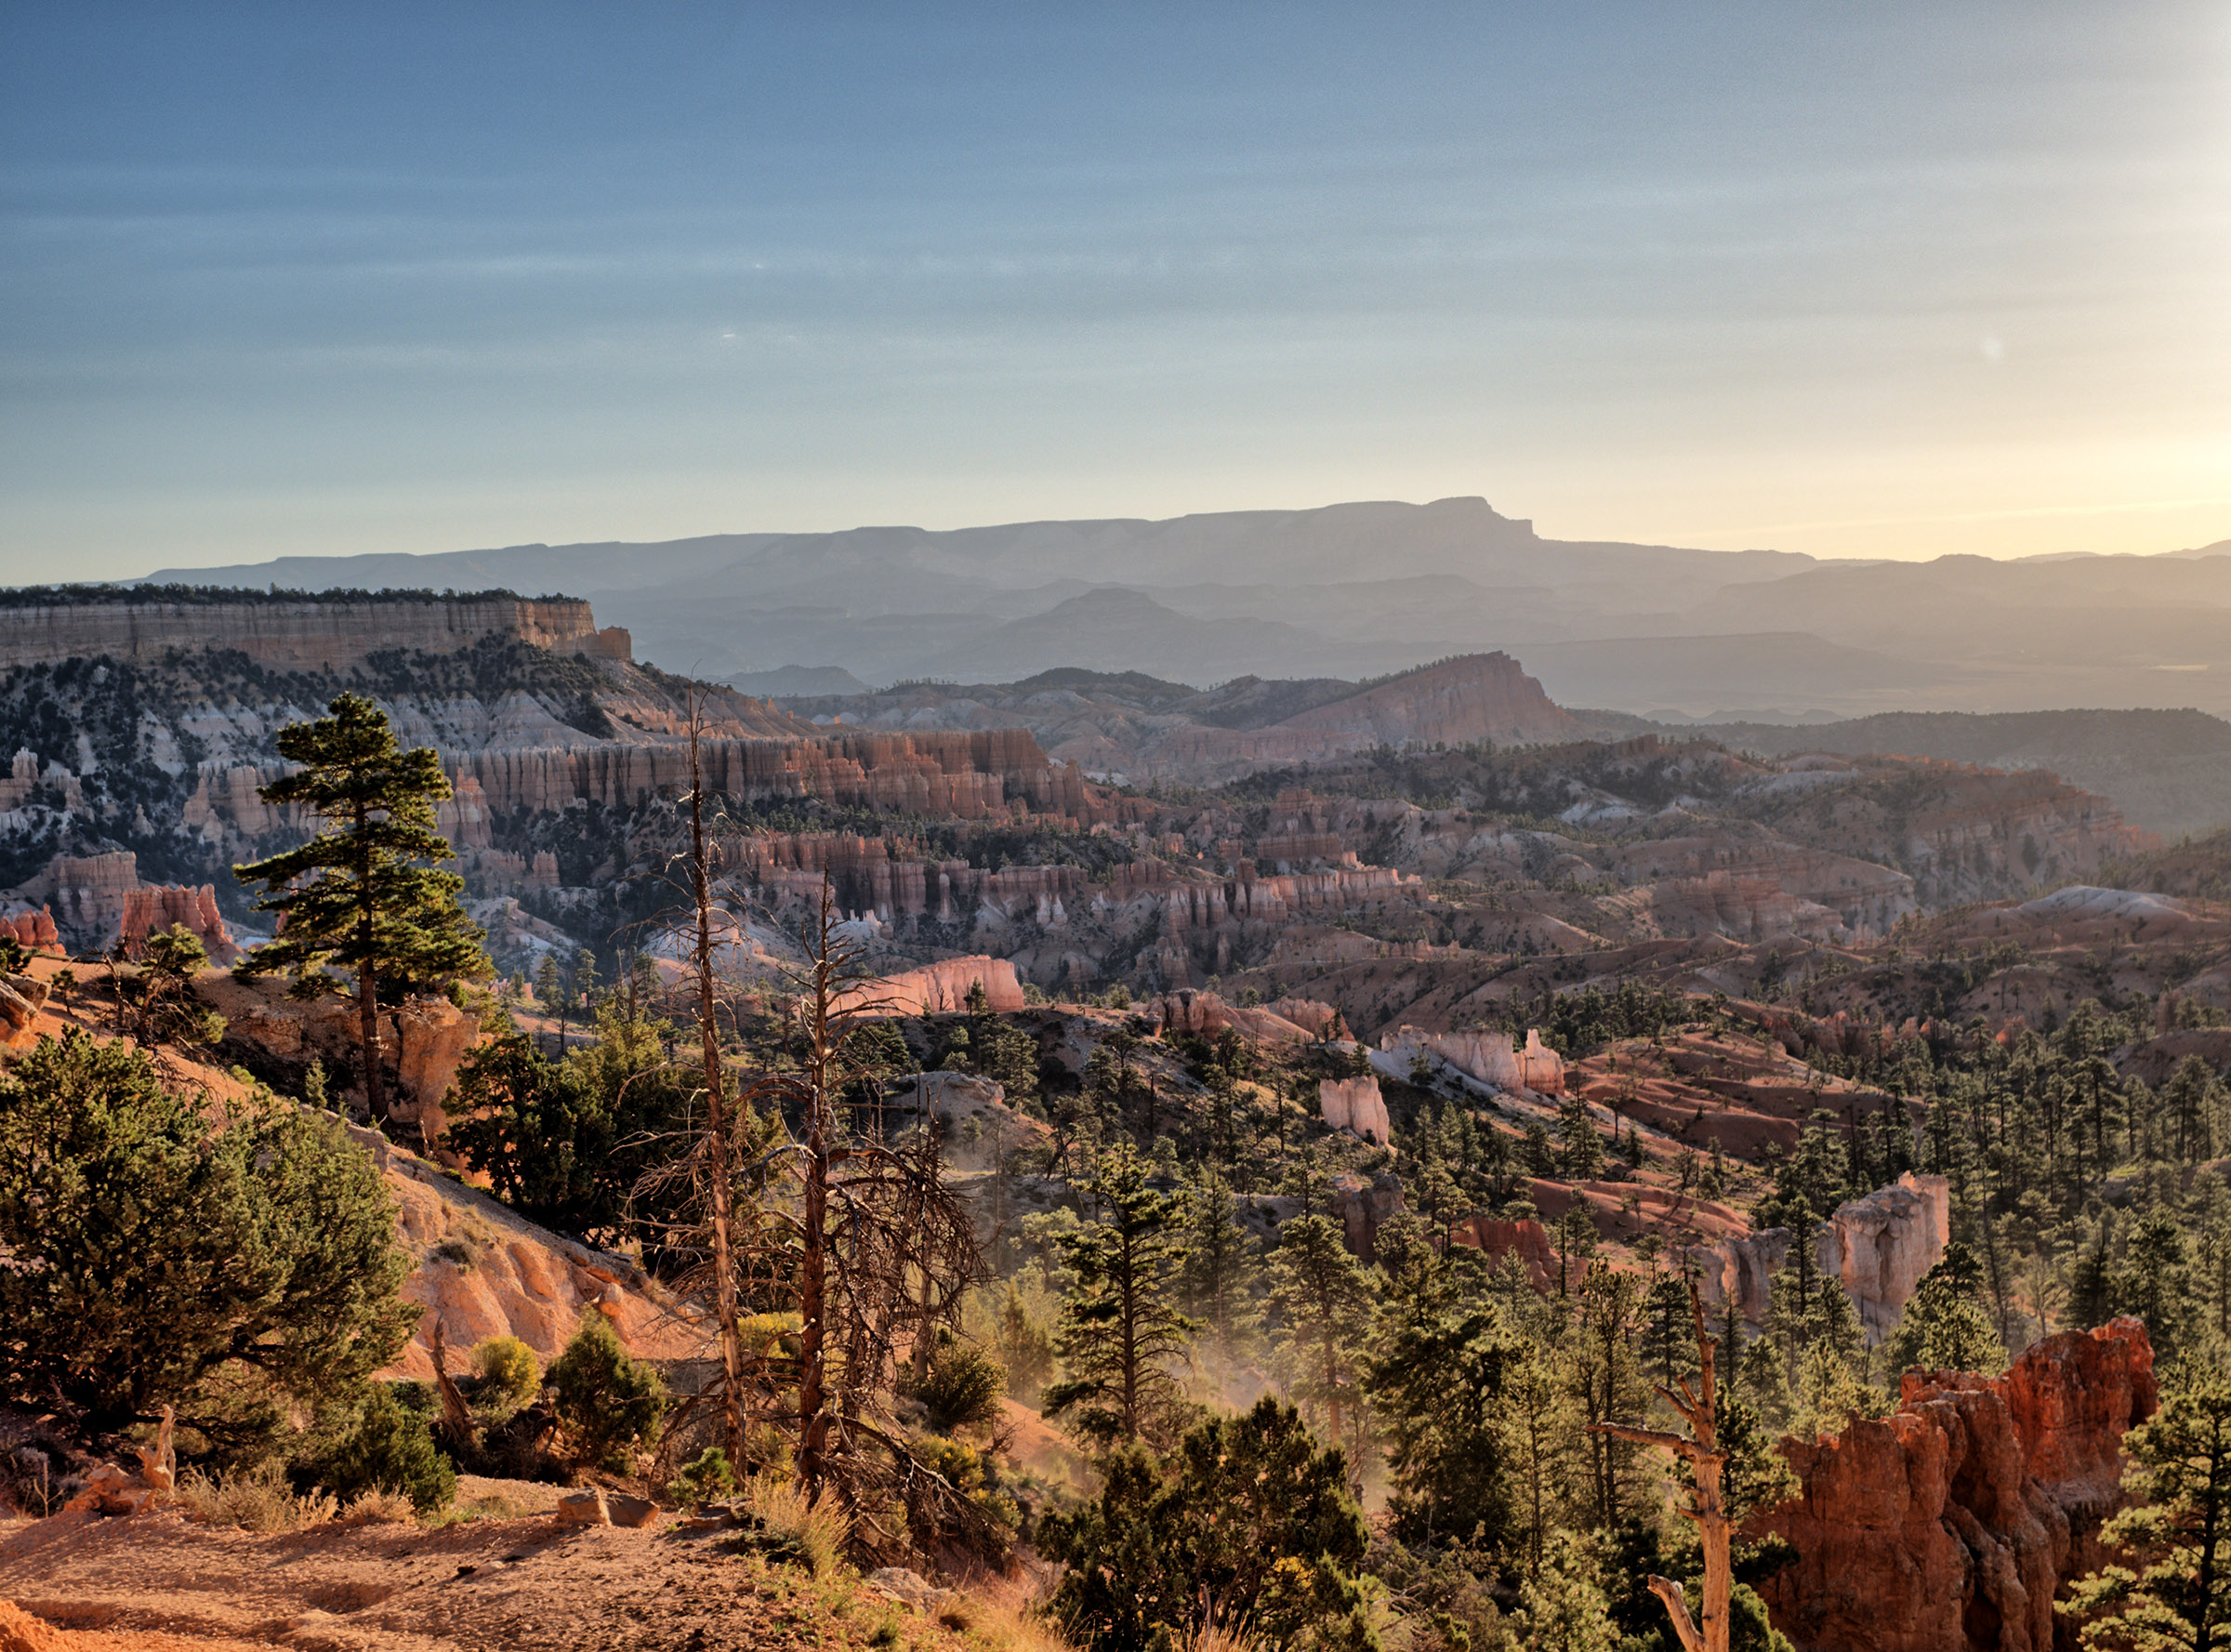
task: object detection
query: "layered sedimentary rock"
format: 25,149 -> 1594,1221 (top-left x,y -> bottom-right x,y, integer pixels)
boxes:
1824,1171 -> 1951,1341
1379,1025 -> 1566,1094
0,593 -> 618,671
1609,836 -> 1916,943
6,851 -> 239,960
1752,1318 -> 2158,1652
1449,1216 -> 1558,1289
1319,1076 -> 1391,1145
832,956 -> 1027,1018
1145,988 -> 1330,1047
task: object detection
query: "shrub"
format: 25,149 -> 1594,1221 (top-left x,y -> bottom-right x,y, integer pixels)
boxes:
667,1445 -> 739,1508
910,1330 -> 1007,1434
0,1032 -> 416,1448
471,1335 -> 542,1413
297,1383 -> 456,1514
173,1462 -> 339,1531
547,1314 -> 667,1471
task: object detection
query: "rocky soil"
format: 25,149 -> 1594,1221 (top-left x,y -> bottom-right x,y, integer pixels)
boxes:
0,1500 -> 970,1652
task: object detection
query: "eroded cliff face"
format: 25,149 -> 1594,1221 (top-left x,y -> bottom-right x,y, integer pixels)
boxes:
0,594 -> 614,671
1752,1317 -> 2158,1652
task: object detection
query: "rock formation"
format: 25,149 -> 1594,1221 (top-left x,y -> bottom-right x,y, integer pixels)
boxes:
1448,1215 -> 1558,1289
1319,1076 -> 1391,1145
1379,1025 -> 1566,1094
831,956 -> 1027,1018
1822,1171 -> 1951,1341
212,977 -> 481,1142
0,591 -> 618,671
350,1122 -> 706,1382
1,852 -> 239,961
1327,1170 -> 1406,1257
1683,1228 -> 1792,1326
1751,1317 -> 2157,1652
0,907 -> 58,953
1146,988 -> 1333,1047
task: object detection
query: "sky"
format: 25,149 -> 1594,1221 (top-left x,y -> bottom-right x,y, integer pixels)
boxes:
3,2 -> 2228,583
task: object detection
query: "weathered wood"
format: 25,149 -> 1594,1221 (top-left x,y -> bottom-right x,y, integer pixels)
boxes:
1591,1279 -> 1731,1652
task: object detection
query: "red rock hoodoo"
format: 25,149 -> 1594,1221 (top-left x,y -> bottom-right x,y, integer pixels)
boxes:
1750,1317 -> 2158,1652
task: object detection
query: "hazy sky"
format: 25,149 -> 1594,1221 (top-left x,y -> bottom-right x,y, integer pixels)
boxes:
4,3 -> 2228,582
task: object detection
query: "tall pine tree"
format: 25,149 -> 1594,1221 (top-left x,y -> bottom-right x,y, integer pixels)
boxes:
234,694 -> 487,1122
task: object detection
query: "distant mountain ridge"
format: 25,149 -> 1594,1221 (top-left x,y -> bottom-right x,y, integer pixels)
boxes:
132,496 -> 2231,717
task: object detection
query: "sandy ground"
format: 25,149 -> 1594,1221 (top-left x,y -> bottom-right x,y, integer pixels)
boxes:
0,1500 -> 960,1652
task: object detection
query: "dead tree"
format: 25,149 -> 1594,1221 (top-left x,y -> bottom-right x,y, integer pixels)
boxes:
681,702 -> 751,1472
637,866 -> 986,1557
1591,1278 -> 1731,1652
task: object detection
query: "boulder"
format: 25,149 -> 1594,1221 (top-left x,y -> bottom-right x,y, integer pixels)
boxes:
1750,1317 -> 2157,1652
604,1492 -> 657,1528
868,1567 -> 957,1615
555,1488 -> 611,1526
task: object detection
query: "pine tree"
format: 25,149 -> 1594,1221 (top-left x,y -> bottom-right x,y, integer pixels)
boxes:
1045,1143 -> 1198,1448
1267,1211 -> 1380,1456
2066,1363 -> 2231,1652
1178,1174 -> 1262,1371
234,694 -> 487,1122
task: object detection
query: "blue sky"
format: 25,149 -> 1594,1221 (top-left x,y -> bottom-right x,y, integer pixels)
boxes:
4,2 -> 2227,581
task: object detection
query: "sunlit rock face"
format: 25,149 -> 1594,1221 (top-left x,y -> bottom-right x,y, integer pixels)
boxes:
1821,1170 -> 1952,1341
1751,1318 -> 2157,1652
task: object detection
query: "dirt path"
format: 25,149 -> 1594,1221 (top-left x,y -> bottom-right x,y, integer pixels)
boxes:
0,1510 -> 948,1652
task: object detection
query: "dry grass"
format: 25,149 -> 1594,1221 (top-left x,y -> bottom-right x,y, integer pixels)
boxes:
743,1472 -> 851,1578
170,1463 -> 338,1531
337,1488 -> 418,1525
945,1577 -> 1077,1652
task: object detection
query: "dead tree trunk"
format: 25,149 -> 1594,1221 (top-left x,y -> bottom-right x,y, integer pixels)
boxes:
685,703 -> 749,1472
794,876 -> 839,1501
1591,1278 -> 1730,1652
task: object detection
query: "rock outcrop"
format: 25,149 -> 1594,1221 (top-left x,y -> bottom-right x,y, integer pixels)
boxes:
1319,1076 -> 1391,1144
1379,1025 -> 1566,1094
832,956 -> 1027,1018
1327,1170 -> 1406,1257
1449,1215 -> 1557,1289
0,908 -> 56,953
0,591 -> 616,671
1823,1171 -> 1951,1341
3,852 -> 238,961
1145,988 -> 1330,1047
211,977 -> 481,1142
1683,1228 -> 1793,1326
1752,1317 -> 2157,1652
353,1123 -> 706,1381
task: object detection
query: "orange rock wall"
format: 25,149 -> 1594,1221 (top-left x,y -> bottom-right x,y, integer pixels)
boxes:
1752,1317 -> 2158,1652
